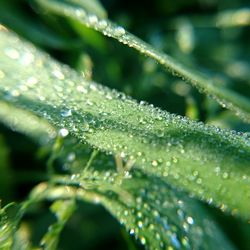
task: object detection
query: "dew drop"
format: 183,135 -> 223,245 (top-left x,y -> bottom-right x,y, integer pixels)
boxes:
82,123 -> 90,132
186,216 -> 194,225
153,210 -> 160,217
61,109 -> 72,117
4,48 -> 20,59
192,170 -> 199,177
155,233 -> 161,240
222,172 -> 229,179
149,223 -> 155,230
120,151 -> 126,158
152,160 -> 158,167
10,90 -> 20,97
137,211 -> 142,218
177,209 -> 184,219
157,130 -> 165,137
21,52 -> 34,65
90,84 -> 97,91
70,174 -> 77,180
114,26 -> 125,36
139,118 -> 147,124
59,128 -> 69,137
105,94 -> 113,100
166,161 -> 171,167
183,222 -> 189,231
138,221 -> 143,228
163,219 -> 170,230
67,152 -> 76,162
77,85 -> 88,94
163,171 -> 169,177
39,96 -> 46,101
0,70 -> 5,79
75,9 -> 86,18
99,20 -> 108,29
140,236 -> 146,245
27,76 -> 38,86
52,69 -> 65,80
129,228 -> 135,235
137,152 -> 142,157
181,237 -> 190,248
170,233 -> 181,249
214,167 -> 221,175
88,14 -> 98,25
196,178 -> 202,184
86,100 -> 93,106
19,85 -> 28,91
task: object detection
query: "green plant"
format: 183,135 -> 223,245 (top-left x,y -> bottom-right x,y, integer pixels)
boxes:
0,0 -> 249,249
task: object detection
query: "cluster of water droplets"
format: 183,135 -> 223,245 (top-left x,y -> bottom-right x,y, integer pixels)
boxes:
46,146 -> 232,250
36,129 -> 232,250
74,169 -> 232,250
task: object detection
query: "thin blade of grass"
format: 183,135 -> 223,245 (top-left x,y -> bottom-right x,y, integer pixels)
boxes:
35,0 -> 250,123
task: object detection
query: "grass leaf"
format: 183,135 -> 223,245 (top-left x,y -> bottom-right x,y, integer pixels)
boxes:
30,169 -> 235,250
40,199 -> 76,250
0,101 -> 56,143
0,203 -> 22,249
0,29 -> 249,221
34,0 -> 250,123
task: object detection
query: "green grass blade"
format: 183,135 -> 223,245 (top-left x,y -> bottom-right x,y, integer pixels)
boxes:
0,1 -> 81,50
40,200 -> 76,250
30,170 -> 235,250
35,0 -> 250,123
0,203 -> 22,249
0,30 -> 249,219
0,101 -> 56,144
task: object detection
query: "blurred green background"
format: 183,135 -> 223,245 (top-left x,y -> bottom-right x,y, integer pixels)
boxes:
0,0 -> 250,249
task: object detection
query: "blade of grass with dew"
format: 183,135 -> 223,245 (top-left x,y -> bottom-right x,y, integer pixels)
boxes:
35,0 -> 250,123
0,100 -> 235,250
29,169 -> 236,250
0,101 -> 56,144
0,203 -> 22,249
0,29 -> 249,219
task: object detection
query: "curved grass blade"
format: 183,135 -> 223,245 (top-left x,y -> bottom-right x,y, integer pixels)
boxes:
0,203 -> 22,249
0,30 -> 249,219
40,199 -> 76,250
0,102 -> 235,250
0,101 -> 56,144
30,170 -> 235,250
35,0 -> 250,123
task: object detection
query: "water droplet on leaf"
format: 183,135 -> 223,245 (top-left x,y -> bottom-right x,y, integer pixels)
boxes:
114,26 -> 125,36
